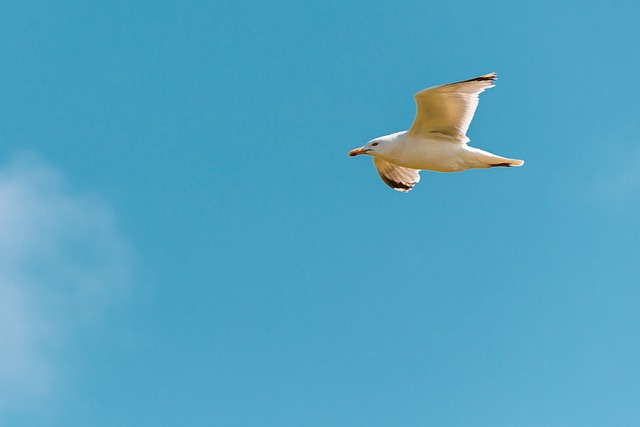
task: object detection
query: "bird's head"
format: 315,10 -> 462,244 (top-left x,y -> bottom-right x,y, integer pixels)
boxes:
348,139 -> 384,157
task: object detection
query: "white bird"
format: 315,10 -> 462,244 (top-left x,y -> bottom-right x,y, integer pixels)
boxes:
348,72 -> 524,192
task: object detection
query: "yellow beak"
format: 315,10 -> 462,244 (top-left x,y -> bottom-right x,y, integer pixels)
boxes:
348,147 -> 369,157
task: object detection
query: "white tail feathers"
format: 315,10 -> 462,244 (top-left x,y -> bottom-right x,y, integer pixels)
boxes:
486,157 -> 525,168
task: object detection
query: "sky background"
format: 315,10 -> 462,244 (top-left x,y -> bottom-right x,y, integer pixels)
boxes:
1,0 -> 640,426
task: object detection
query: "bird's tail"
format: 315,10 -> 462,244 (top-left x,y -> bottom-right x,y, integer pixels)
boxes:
464,147 -> 525,169
489,157 -> 524,167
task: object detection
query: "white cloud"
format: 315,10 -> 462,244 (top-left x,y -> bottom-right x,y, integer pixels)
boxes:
0,154 -> 131,416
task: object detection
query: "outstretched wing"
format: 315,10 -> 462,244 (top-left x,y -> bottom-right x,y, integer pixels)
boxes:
406,73 -> 497,143
373,157 -> 420,192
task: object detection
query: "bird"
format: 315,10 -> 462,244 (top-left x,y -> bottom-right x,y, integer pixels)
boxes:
348,72 -> 524,192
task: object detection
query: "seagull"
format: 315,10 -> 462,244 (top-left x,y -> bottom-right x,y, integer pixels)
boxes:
348,72 -> 523,192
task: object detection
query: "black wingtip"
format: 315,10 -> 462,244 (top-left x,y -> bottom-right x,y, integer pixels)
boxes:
463,72 -> 497,83
379,175 -> 414,192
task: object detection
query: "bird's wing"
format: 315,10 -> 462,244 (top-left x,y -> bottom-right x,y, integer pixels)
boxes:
406,73 -> 497,143
373,157 -> 420,192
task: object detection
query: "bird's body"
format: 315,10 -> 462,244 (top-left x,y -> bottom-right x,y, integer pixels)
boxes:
365,130 -> 523,172
348,73 -> 524,192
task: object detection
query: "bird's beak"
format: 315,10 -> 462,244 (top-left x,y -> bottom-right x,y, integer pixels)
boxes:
348,147 -> 369,157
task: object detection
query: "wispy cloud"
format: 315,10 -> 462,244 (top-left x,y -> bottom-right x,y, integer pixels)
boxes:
0,154 -> 132,417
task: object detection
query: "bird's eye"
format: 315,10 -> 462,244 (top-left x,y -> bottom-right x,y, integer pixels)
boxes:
371,142 -> 379,146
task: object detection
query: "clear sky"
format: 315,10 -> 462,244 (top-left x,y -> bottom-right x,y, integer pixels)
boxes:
1,0 -> 640,425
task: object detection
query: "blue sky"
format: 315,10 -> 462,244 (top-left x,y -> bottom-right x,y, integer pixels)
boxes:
1,0 -> 640,425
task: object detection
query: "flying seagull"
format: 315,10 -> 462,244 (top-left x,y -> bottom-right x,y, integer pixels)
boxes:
348,73 -> 523,192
